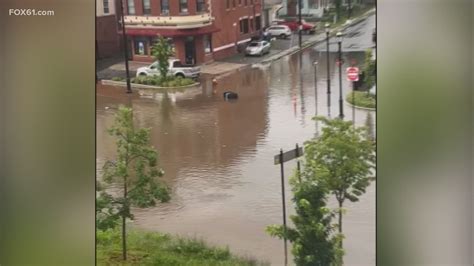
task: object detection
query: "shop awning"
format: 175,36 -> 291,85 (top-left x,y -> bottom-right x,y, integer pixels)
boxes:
126,25 -> 220,37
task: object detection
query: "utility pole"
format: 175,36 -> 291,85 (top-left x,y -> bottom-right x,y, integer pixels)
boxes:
348,0 -> 352,19
119,0 -> 132,94
298,0 -> 302,48
325,23 -> 330,95
337,32 -> 344,119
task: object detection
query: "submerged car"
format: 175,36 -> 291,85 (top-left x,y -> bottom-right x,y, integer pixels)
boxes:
245,41 -> 271,56
136,59 -> 200,79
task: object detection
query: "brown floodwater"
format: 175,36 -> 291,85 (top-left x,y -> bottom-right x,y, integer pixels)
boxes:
97,49 -> 375,265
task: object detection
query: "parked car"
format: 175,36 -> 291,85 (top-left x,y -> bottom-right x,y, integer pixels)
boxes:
265,25 -> 292,39
277,19 -> 316,34
245,41 -> 271,56
136,59 -> 200,79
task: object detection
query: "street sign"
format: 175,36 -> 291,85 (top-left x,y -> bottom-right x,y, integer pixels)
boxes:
346,67 -> 359,81
274,147 -> 304,165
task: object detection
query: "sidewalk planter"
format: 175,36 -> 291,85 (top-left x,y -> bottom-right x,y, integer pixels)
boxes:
346,91 -> 376,110
101,80 -> 201,92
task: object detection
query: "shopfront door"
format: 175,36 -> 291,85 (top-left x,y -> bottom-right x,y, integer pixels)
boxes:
184,37 -> 196,65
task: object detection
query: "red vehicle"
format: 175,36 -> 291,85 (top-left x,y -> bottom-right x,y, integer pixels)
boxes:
275,19 -> 316,34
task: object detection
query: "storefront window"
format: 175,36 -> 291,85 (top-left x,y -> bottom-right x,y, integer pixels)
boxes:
134,38 -> 148,55
204,35 -> 212,54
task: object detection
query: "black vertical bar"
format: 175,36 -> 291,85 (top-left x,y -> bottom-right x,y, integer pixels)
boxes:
119,0 -> 132,94
279,149 -> 288,265
296,144 -> 302,183
352,81 -> 355,126
298,0 -> 302,48
338,41 -> 344,119
326,30 -> 331,95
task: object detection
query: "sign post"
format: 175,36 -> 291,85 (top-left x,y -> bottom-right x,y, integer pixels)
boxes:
274,145 -> 305,266
347,67 -> 359,126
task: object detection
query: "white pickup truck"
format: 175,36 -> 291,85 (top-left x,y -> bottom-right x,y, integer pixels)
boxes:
136,59 -> 200,79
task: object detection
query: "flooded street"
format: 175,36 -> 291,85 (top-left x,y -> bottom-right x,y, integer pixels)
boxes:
97,41 -> 375,265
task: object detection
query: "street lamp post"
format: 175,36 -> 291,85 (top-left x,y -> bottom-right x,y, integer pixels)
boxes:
119,0 -> 132,94
337,31 -> 344,119
325,23 -> 330,95
313,61 -> 319,136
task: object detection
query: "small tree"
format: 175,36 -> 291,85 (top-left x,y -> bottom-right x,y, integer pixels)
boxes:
267,171 -> 343,266
98,106 -> 170,260
306,117 -> 375,252
363,49 -> 376,89
151,36 -> 174,80
365,112 -> 375,142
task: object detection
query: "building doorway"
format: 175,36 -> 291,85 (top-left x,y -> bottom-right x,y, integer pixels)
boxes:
184,37 -> 196,65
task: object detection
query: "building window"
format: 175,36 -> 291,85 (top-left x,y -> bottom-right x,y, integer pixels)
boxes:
127,0 -> 135,14
309,0 -> 319,8
233,0 -> 236,8
103,0 -> 110,14
143,0 -> 151,15
196,0 -> 206,12
179,0 -> 188,13
255,16 -> 261,30
238,0 -> 242,5
240,19 -> 249,34
134,38 -> 148,55
250,19 -> 254,31
161,0 -> 169,15
244,0 -> 248,6
226,0 -> 230,9
204,35 -> 212,53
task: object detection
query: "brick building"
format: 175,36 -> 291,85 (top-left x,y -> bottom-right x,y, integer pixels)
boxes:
120,0 -> 263,64
97,0 -> 121,59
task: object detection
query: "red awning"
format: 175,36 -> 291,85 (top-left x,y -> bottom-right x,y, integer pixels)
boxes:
126,25 -> 220,37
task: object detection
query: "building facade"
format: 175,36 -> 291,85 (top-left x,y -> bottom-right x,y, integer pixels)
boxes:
121,0 -> 263,64
97,0 -> 121,59
279,0 -> 331,18
279,0 -> 363,19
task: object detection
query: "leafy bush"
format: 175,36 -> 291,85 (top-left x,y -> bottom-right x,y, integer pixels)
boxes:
111,77 -> 124,82
346,91 -> 376,109
129,75 -> 196,88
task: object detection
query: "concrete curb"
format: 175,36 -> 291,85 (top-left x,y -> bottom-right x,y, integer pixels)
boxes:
260,9 -> 376,65
101,80 -> 201,90
345,100 -> 376,111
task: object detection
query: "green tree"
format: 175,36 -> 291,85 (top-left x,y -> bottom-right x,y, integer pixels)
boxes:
363,49 -> 376,89
305,117 -> 375,252
365,112 -> 375,142
266,171 -> 343,266
98,106 -> 170,261
335,0 -> 342,22
151,36 -> 174,80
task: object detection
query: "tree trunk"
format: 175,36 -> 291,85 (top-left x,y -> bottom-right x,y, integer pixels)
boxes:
122,177 -> 128,260
338,199 -> 343,249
